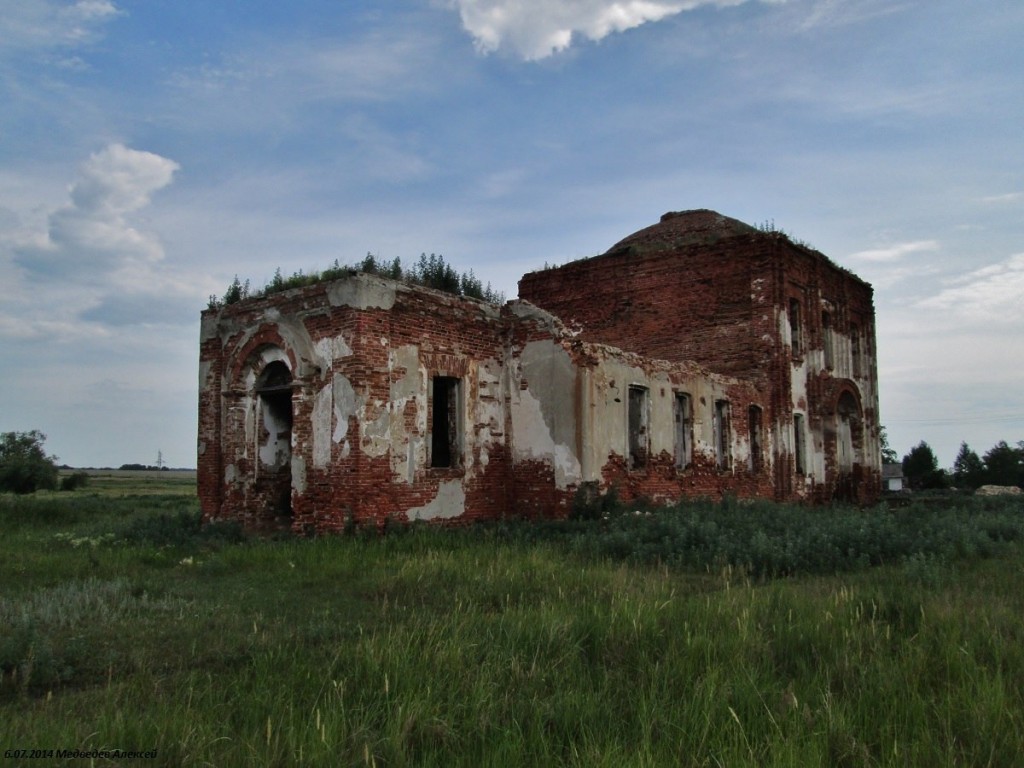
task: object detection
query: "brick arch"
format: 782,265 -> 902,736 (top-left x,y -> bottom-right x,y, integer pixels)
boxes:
227,327 -> 298,390
822,378 -> 863,418
227,328 -> 298,521
834,385 -> 864,479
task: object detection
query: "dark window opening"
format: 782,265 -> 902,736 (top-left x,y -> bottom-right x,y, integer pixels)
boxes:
431,376 -> 461,468
794,413 -> 807,475
789,298 -> 803,356
851,326 -> 862,378
674,392 -> 693,469
714,399 -> 731,471
255,360 -> 293,516
255,361 -> 293,470
748,405 -> 763,473
628,386 -> 649,470
822,311 -> 833,369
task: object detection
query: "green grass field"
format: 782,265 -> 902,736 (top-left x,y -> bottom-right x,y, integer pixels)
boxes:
2,477 -> 1022,766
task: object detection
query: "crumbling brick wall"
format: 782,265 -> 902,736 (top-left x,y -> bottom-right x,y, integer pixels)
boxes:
198,210 -> 882,532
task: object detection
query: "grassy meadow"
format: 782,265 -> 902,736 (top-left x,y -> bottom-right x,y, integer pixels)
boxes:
1,476 -> 1023,766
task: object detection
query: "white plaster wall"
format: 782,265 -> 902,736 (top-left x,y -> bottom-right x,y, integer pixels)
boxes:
326,274 -> 397,310
332,373 -> 362,459
509,340 -> 582,489
406,479 -> 466,520
312,383 -> 333,468
388,344 -> 425,484
313,333 -> 353,363
583,356 -> 733,478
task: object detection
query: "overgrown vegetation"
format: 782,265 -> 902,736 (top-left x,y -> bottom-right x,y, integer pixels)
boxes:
210,252 -> 504,309
553,491 -> 1024,577
757,219 -> 817,250
3,476 -> 1024,765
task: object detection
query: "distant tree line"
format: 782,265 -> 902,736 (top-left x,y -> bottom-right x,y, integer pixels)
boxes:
899,439 -> 1024,491
210,252 -> 505,309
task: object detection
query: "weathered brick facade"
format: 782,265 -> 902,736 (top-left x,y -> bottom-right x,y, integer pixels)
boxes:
198,210 -> 880,531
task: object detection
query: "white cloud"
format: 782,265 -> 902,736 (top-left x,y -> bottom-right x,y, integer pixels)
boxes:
848,239 -> 939,263
0,0 -> 120,52
0,144 -> 213,340
795,0 -> 909,32
15,144 -> 179,278
915,253 -> 1024,326
981,192 -> 1023,204
447,0 -> 771,60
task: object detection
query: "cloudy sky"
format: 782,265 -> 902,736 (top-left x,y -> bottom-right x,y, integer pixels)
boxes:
1,0 -> 1021,469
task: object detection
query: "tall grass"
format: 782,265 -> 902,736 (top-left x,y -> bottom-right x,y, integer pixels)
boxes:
2,484 -> 1023,766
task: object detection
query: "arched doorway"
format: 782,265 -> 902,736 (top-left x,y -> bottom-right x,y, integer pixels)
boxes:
834,390 -> 863,500
255,360 -> 293,517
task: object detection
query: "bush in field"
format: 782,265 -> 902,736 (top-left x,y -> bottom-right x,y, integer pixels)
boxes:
0,431 -> 59,494
59,471 -> 90,491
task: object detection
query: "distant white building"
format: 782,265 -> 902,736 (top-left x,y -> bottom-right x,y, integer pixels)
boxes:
882,463 -> 905,492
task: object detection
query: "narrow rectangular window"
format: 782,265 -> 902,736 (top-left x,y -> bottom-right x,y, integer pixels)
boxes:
628,386 -> 649,470
793,413 -> 807,475
430,376 -> 461,468
674,392 -> 693,470
789,298 -> 802,356
714,399 -> 731,471
748,405 -> 763,472
822,311 -> 833,369
850,326 -> 862,377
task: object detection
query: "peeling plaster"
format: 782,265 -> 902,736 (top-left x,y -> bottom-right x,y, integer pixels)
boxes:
332,373 -> 361,445
327,275 -> 396,310
406,479 -> 465,521
512,385 -> 581,489
314,333 -> 353,363
291,454 -> 306,494
389,345 -> 425,482
361,402 -> 391,458
511,340 -> 582,488
200,313 -> 219,342
312,383 -> 333,468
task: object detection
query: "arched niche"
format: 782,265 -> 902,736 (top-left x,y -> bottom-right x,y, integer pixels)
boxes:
254,358 -> 293,517
835,389 -> 863,474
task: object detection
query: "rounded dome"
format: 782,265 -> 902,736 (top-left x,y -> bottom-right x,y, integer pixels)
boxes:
606,209 -> 759,254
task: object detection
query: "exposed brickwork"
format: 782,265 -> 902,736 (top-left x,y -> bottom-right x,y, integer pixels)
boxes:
198,210 -> 881,532
520,210 -> 881,505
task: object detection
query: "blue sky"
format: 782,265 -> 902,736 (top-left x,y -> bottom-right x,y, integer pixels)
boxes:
1,0 -> 1022,469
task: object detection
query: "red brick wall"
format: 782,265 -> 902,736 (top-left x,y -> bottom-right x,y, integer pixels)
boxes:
519,226 -> 881,505
519,236 -> 773,377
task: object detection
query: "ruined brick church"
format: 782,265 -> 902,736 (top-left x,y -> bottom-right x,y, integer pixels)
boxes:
198,210 -> 881,532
